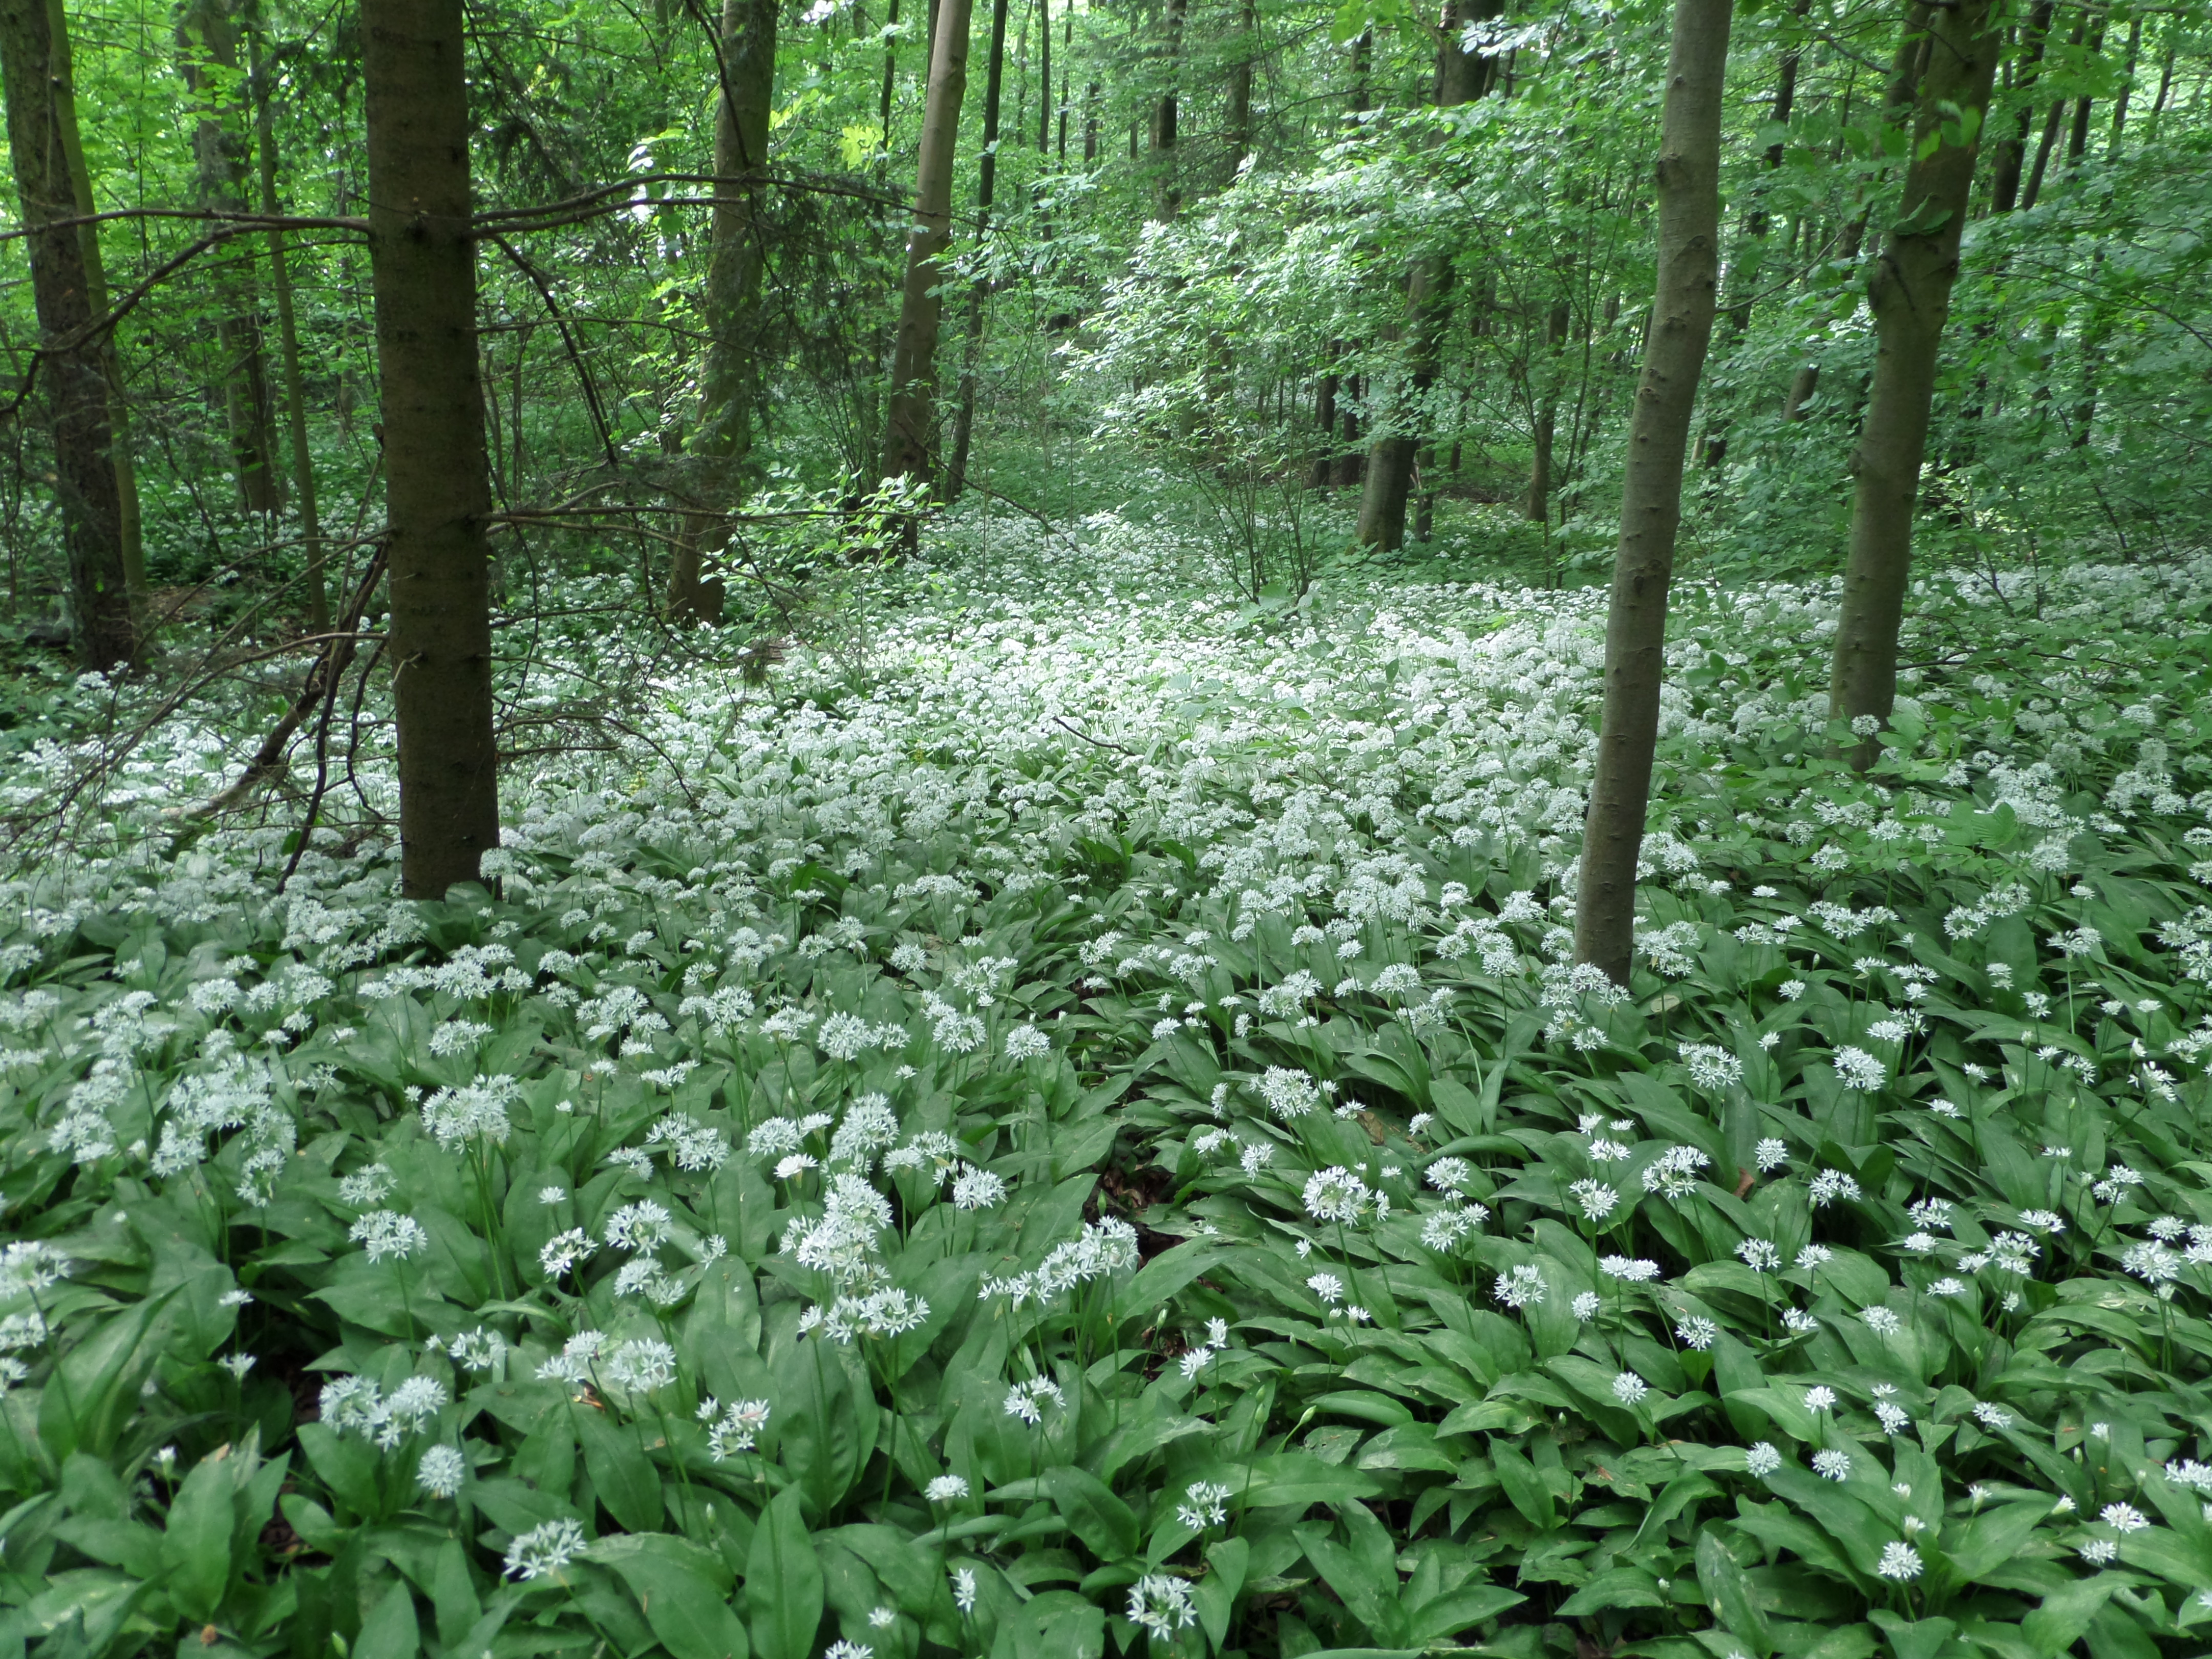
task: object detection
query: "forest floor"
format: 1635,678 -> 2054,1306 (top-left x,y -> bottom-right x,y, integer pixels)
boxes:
6,508 -> 2212,1655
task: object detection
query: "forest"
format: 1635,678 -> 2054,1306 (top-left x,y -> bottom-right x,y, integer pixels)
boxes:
0,0 -> 2210,1651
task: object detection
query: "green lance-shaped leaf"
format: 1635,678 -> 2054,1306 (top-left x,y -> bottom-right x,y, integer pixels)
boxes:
748,1484 -> 825,1659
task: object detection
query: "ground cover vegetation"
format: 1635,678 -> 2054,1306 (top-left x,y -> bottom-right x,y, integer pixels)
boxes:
0,0 -> 2209,1652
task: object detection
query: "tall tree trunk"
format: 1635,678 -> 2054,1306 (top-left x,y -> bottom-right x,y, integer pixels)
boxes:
878,0 -> 899,167
251,25 -> 328,634
2105,13 -> 2140,157
178,0 -> 281,513
1355,0 -> 1487,547
1699,0 -> 1805,467
1148,0 -> 1184,218
1058,9 -> 1071,160
1523,297 -> 1569,521
1571,0 -> 1733,985
363,0 -> 499,897
1827,0 -> 1999,769
2019,13 -> 2080,210
1309,369 -> 1338,487
947,0 -> 1009,501
1988,0 -> 2051,212
1083,78 -> 1098,161
0,0 -> 139,669
1036,0 -> 1050,150
44,0 -> 146,616
881,0 -> 974,490
671,0 -> 779,620
1225,0 -> 1255,172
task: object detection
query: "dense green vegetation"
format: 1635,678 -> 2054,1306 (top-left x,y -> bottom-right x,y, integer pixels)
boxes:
1,0 -> 2210,1655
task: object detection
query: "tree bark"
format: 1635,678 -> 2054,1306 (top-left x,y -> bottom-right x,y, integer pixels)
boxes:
363,0 -> 500,897
1148,0 -> 1184,218
1355,0 -> 1486,547
1827,0 -> 1999,769
947,0 -> 1009,502
177,0 -> 281,513
0,0 -> 139,669
251,26 -> 328,634
671,0 -> 778,620
1988,1 -> 2050,212
881,0 -> 974,490
1571,0 -> 1733,985
1226,0 -> 1255,172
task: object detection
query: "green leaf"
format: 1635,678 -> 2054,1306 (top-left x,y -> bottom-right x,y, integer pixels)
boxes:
1554,1567 -> 1664,1616
1294,1506 -> 1407,1647
1403,1583 -> 1524,1643
606,1547 -> 750,1659
353,1580 -> 421,1659
1487,1438 -> 1555,1531
1943,1500 -> 2047,1585
1043,1466 -> 1139,1562
576,1407 -> 665,1533
1696,1530 -> 1771,1658
748,1485 -> 824,1659
160,1451 -> 235,1623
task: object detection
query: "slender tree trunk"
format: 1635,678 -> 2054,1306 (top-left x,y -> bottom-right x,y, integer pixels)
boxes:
1083,79 -> 1097,161
1058,10 -> 1071,160
1571,0 -> 1733,984
1522,298 -> 1570,520
671,0 -> 779,619
1036,0 -> 1050,150
2020,14 -> 2080,210
2105,14 -> 2140,157
1827,0 -> 2000,769
45,0 -> 146,616
363,0 -> 499,896
1331,380 -> 1364,487
178,0 -> 281,513
1148,0 -> 1184,218
250,26 -> 328,634
881,0 -> 974,490
0,0 -> 139,669
1356,0 -> 1486,546
1989,1 -> 2050,211
947,0 -> 1009,501
878,0 -> 899,166
1308,370 -> 1338,487
1226,0 -> 1255,172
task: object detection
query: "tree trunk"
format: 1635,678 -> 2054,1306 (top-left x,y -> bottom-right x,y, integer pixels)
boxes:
1148,0 -> 1184,218
1827,0 -> 1999,769
177,0 -> 281,513
2105,14 -> 2139,157
672,0 -> 779,619
1226,0 -> 1255,172
881,0 -> 974,490
45,0 -> 146,617
363,0 -> 499,897
1308,370 -> 1338,487
1330,381 -> 1364,487
251,25 -> 328,635
878,0 -> 899,167
1356,1 -> 1488,547
1036,0 -> 1050,151
1571,0 -> 1733,985
947,0 -> 1009,502
0,0 -> 139,669
1988,1 -> 2050,212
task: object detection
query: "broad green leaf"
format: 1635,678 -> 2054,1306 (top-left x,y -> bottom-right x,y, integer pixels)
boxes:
353,1579 -> 421,1659
606,1548 -> 750,1659
748,1486 -> 824,1659
160,1451 -> 235,1623
1695,1530 -> 1771,1657
1487,1438 -> 1555,1531
1043,1465 -> 1139,1562
576,1407 -> 665,1533
1555,1567 -> 1664,1616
